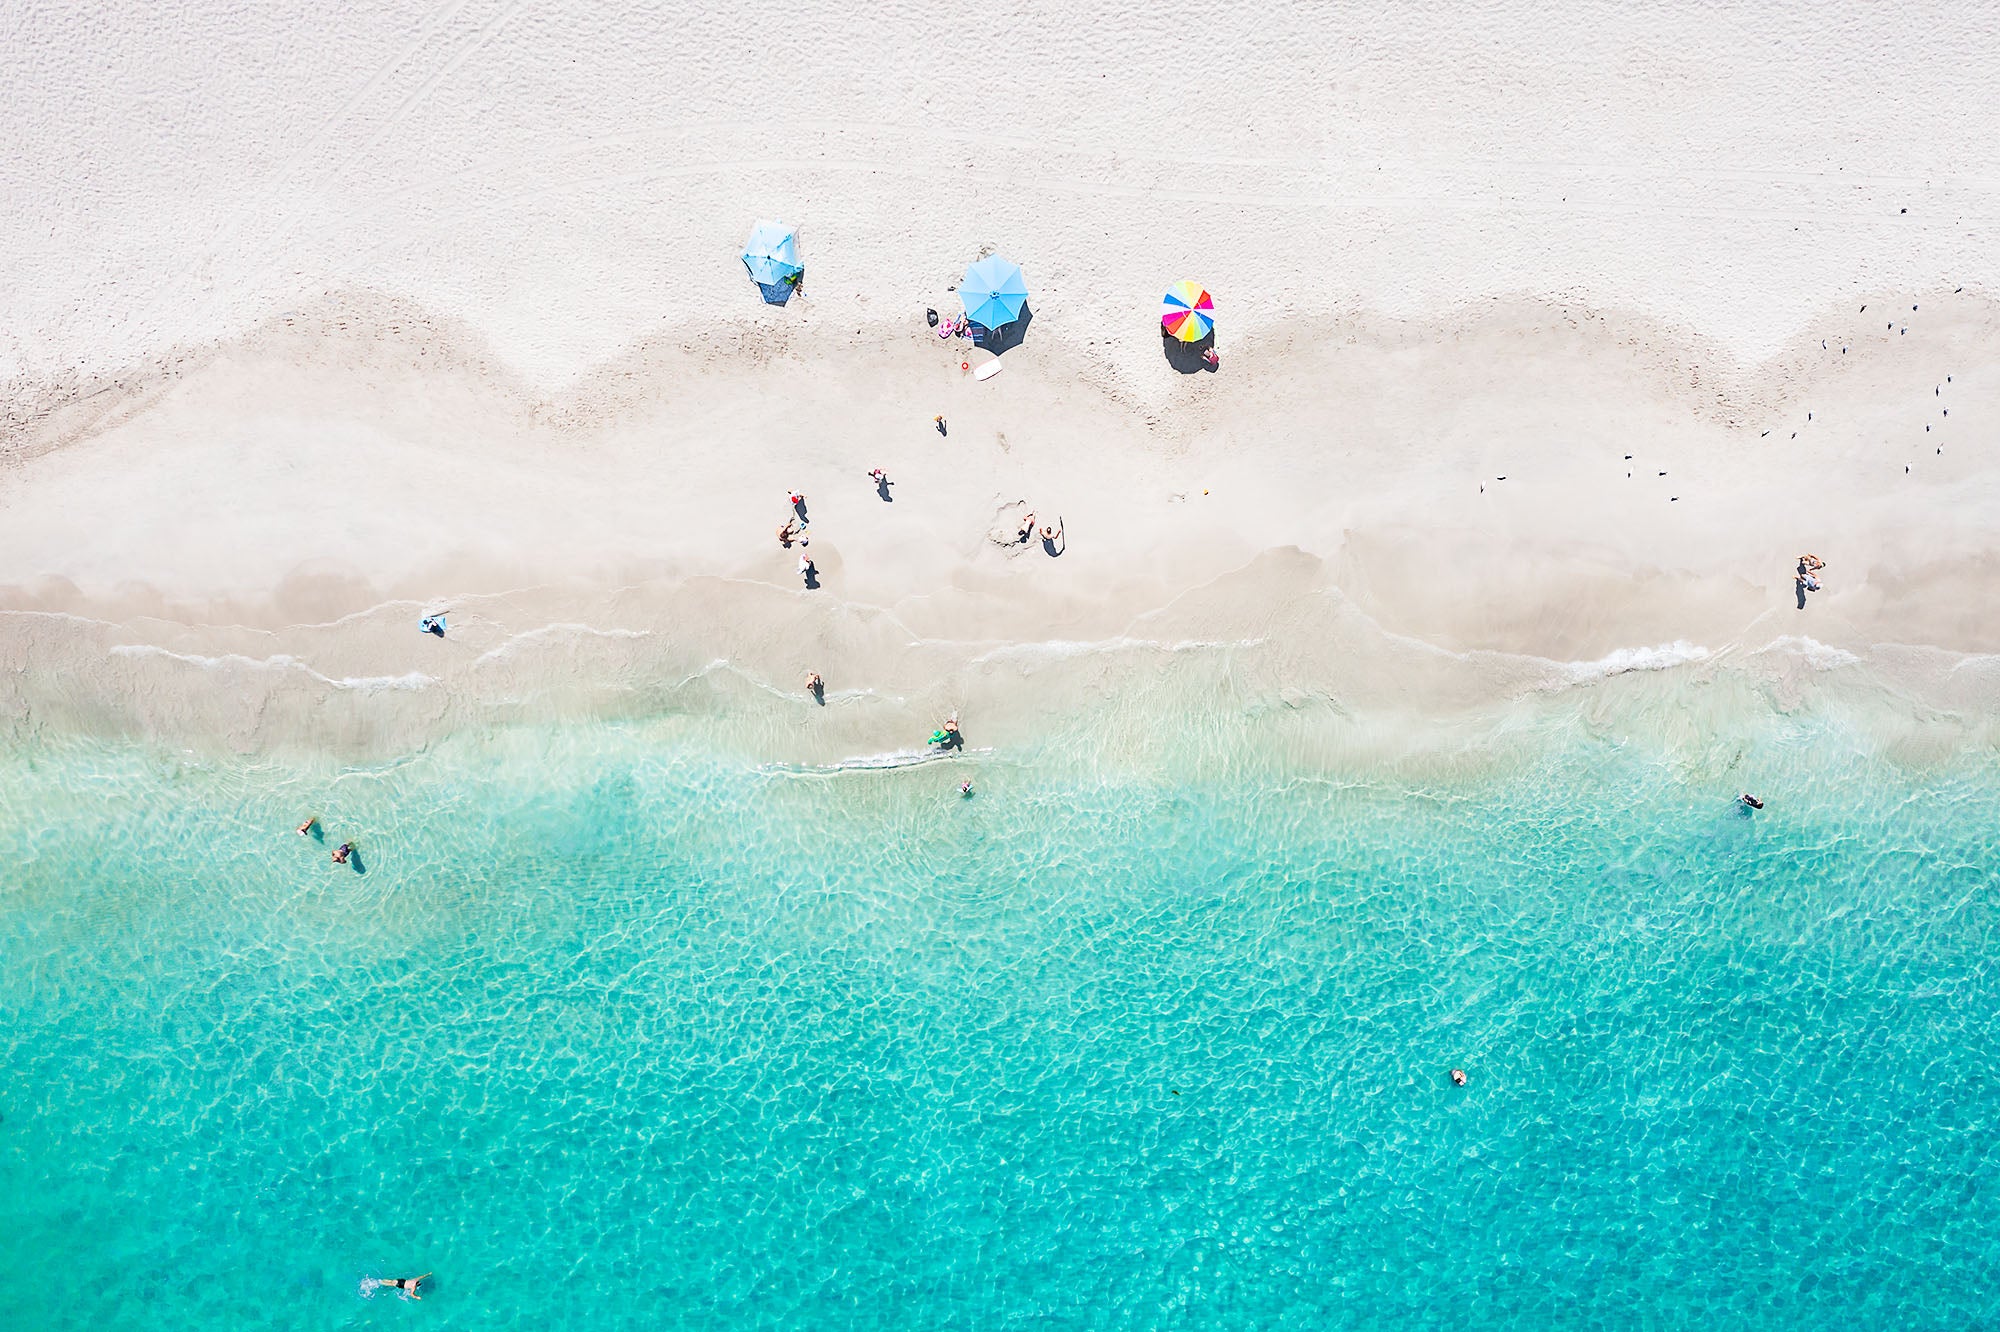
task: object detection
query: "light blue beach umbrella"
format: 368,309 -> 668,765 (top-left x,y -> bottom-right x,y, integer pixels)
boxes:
959,256 -> 1029,329
742,220 -> 802,296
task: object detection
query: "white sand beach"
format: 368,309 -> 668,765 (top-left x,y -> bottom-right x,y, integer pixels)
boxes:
3,3 -> 1999,758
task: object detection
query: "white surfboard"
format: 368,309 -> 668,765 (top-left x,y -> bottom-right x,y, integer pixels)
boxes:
972,358 -> 1004,381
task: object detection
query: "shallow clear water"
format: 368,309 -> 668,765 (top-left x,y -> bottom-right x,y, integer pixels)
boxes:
2,717 -> 1996,1330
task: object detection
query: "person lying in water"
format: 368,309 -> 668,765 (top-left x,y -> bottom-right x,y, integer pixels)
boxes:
384,1274 -> 430,1299
331,841 -> 355,865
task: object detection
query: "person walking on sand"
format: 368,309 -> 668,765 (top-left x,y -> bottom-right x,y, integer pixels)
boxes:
934,415 -> 948,437
1016,511 -> 1037,543
805,671 -> 823,700
777,519 -> 799,548
1040,518 -> 1065,554
789,491 -> 807,520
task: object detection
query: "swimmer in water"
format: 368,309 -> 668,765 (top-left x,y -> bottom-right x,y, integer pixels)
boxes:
1739,793 -> 1765,810
959,780 -> 973,798
331,841 -> 354,865
384,1273 -> 430,1300
296,816 -> 317,837
1451,1069 -> 1467,1087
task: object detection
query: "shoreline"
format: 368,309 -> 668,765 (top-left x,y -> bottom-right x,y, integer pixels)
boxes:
2,289 -> 1998,763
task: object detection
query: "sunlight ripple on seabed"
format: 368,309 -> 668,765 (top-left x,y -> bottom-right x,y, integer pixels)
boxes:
1,698 -> 1997,1329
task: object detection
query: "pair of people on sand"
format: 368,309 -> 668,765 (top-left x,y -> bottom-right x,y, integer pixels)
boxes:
1016,511 -> 1063,552
778,490 -> 809,547
778,493 -> 817,583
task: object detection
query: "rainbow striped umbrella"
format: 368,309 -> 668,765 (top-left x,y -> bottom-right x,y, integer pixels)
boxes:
1161,281 -> 1214,342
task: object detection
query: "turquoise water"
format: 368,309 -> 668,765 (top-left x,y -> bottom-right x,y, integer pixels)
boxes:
2,717 -> 1996,1329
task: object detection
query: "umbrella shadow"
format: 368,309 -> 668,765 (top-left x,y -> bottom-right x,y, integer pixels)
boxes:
1163,329 -> 1216,374
971,304 -> 1033,355
756,277 -> 801,306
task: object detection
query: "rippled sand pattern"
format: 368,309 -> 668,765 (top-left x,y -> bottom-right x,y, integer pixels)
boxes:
1,727 -> 1995,1329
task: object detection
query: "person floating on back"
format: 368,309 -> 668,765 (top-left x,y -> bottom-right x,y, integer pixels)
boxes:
296,816 -> 317,837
